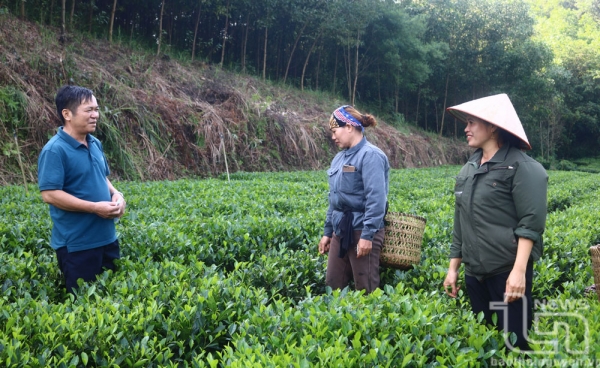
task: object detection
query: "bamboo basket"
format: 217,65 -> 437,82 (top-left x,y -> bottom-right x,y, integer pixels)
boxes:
591,245 -> 600,302
381,212 -> 427,269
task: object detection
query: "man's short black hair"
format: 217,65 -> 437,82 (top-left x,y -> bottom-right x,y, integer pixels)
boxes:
55,85 -> 95,124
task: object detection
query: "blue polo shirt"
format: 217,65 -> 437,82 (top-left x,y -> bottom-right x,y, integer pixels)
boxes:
38,127 -> 117,252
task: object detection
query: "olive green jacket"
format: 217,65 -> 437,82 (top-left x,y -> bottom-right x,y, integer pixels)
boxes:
450,144 -> 548,279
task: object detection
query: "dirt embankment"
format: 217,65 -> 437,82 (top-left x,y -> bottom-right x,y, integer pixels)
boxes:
0,15 -> 471,184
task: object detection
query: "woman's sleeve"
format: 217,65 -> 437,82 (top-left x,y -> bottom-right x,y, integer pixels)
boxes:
512,160 -> 548,258
324,192 -> 334,237
450,204 -> 463,258
360,151 -> 388,241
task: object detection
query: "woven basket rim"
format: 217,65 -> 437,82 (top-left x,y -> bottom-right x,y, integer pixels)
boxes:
386,211 -> 427,224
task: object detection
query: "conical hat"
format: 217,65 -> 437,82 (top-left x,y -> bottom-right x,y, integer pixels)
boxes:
447,93 -> 531,150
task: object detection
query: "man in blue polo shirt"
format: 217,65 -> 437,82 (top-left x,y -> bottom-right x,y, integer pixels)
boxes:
38,85 -> 126,294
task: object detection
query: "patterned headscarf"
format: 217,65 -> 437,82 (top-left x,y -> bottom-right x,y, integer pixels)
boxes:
329,105 -> 364,132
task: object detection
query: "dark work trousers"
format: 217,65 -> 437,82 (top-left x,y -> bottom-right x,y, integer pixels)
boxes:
55,240 -> 120,294
465,263 -> 533,351
326,228 -> 384,294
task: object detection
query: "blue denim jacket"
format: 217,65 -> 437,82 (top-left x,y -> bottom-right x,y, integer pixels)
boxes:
324,137 -> 390,241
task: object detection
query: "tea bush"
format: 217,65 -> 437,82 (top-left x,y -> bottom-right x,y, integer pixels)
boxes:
1,167 -> 599,367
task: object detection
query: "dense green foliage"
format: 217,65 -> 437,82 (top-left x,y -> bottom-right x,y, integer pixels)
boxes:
1,0 -> 599,162
1,167 -> 600,366
0,12 -> 473,185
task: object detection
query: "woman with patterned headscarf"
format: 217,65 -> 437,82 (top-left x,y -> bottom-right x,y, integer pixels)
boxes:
318,105 -> 390,293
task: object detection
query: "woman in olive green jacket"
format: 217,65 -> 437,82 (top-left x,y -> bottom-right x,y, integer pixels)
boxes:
442,94 -> 548,352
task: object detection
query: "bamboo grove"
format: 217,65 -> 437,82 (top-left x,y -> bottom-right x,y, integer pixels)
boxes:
3,0 -> 600,160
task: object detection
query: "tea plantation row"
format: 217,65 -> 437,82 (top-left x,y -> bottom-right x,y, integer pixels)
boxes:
1,167 -> 599,367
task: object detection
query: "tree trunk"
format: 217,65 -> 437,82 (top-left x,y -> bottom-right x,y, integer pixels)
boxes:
109,0 -> 117,42
191,1 -> 202,61
219,0 -> 230,68
544,121 -> 549,160
539,120 -> 544,160
425,100 -> 428,131
88,0 -> 93,33
283,22 -> 307,84
241,13 -> 249,72
20,0 -> 25,18
315,39 -> 322,90
130,17 -> 134,43
394,78 -> 399,113
262,27 -> 268,80
60,0 -> 66,41
435,100 -> 439,132
301,33 -> 320,91
50,0 -> 55,26
332,48 -> 338,95
168,11 -> 173,48
256,27 -> 260,72
415,88 -> 421,125
439,73 -> 450,136
377,65 -> 382,109
156,0 -> 165,56
547,123 -> 551,160
351,30 -> 360,106
454,108 -> 458,138
344,42 -> 351,102
69,0 -> 75,30
275,29 -> 283,79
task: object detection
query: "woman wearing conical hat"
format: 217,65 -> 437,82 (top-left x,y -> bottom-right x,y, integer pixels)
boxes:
442,94 -> 548,351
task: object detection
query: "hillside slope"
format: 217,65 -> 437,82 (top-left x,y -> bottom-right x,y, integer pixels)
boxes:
0,15 -> 470,184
